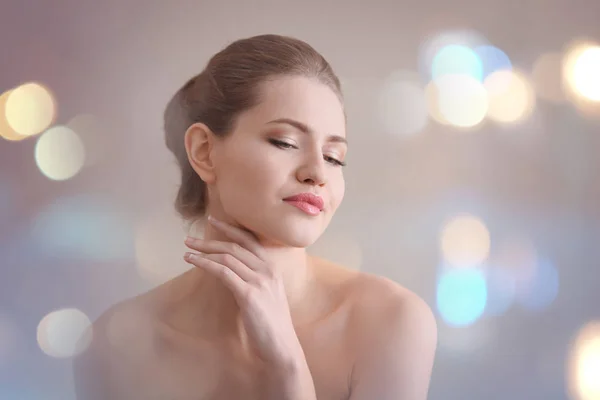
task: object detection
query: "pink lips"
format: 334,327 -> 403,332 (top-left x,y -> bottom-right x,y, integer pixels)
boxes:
283,193 -> 324,216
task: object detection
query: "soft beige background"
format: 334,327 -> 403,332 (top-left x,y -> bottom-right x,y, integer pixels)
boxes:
1,0 -> 599,398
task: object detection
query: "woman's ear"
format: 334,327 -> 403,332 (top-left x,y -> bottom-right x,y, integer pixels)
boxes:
184,122 -> 219,184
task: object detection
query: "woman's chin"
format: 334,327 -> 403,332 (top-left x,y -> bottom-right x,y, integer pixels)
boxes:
238,213 -> 326,248
278,228 -> 323,248
256,227 -> 321,249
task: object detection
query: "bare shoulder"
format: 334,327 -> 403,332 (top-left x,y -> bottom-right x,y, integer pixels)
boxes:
347,272 -> 438,348
342,272 -> 438,399
352,272 -> 434,309
71,288 -> 166,399
311,256 -> 435,323
314,257 -> 437,340
71,301 -> 126,399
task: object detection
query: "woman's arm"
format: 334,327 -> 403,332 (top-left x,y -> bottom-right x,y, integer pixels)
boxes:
349,292 -> 438,400
264,354 -> 318,400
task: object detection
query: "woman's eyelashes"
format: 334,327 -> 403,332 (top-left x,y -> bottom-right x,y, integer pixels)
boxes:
268,139 -> 346,167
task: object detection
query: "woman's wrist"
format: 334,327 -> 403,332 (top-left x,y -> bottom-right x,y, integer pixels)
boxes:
264,351 -> 317,400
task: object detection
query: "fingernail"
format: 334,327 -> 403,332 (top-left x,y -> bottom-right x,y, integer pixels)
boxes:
185,236 -> 193,245
184,252 -> 195,261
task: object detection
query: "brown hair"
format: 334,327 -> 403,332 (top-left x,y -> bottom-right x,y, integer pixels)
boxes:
163,34 -> 343,222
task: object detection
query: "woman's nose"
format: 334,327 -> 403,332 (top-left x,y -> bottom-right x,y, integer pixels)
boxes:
296,154 -> 327,186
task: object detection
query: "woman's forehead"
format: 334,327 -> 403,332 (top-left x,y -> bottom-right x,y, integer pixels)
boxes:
247,77 -> 346,133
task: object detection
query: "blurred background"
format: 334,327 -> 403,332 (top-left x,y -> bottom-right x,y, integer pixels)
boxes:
1,0 -> 600,398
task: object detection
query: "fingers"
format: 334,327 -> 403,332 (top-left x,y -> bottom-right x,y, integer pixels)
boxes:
184,252 -> 249,298
183,215 -> 272,297
206,215 -> 266,259
185,237 -> 264,273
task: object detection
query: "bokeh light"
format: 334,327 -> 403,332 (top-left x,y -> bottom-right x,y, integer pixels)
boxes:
5,82 -> 56,137
37,308 -> 92,358
475,45 -> 512,79
484,70 -> 536,123
435,74 -> 488,128
436,267 -> 487,327
490,235 -> 558,312
563,41 -> 600,102
30,194 -> 135,261
515,257 -> 559,312
425,80 -> 450,125
440,214 -> 491,267
431,44 -> 484,81
419,29 -> 489,81
483,264 -> 516,316
35,125 -> 86,181
420,30 -> 504,129
0,90 -> 27,141
568,321 -> 600,400
493,235 -> 539,283
570,46 -> 600,102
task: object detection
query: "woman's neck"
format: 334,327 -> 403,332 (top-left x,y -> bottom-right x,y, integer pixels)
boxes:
160,221 -> 317,342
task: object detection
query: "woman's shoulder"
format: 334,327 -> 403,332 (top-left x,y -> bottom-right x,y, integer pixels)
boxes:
81,272 -> 183,356
314,256 -> 427,309
72,290 -> 168,398
312,256 -> 434,332
349,275 -> 438,380
341,268 -> 436,341
73,294 -> 152,360
350,272 -> 426,307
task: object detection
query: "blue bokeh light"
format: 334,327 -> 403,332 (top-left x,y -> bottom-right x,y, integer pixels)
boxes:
437,267 -> 488,326
29,194 -> 135,262
474,45 -> 513,79
516,258 -> 559,311
484,265 -> 516,316
431,44 -> 484,82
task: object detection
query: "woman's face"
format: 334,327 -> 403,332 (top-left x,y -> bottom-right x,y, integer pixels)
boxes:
210,76 -> 347,248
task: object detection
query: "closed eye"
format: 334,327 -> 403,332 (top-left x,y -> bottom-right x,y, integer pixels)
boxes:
268,139 -> 346,167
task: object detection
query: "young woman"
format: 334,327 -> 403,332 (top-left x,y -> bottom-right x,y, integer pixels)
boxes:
73,34 -> 438,400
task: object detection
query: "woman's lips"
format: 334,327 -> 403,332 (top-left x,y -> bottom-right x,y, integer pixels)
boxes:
284,200 -> 321,216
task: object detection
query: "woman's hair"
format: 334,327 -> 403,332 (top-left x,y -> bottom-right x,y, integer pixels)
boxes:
163,34 -> 343,222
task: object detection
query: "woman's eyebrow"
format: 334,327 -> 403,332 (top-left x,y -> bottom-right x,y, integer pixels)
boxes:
266,118 -> 347,146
